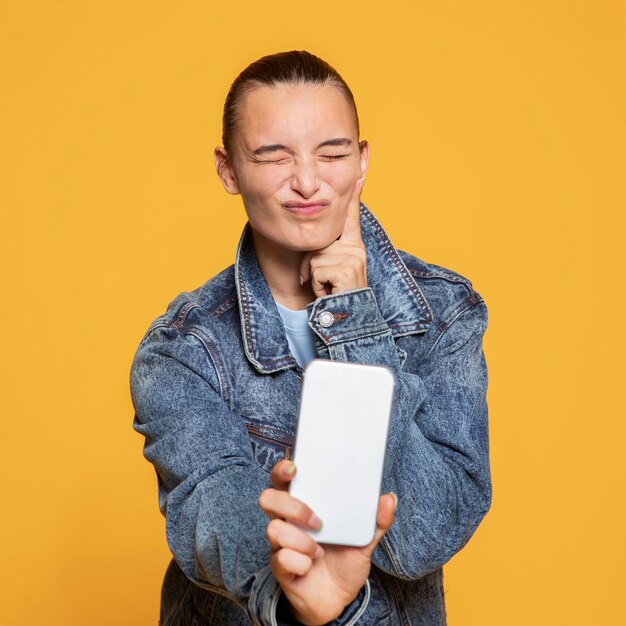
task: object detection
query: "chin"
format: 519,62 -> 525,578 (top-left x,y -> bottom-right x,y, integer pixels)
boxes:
290,221 -> 342,250
291,232 -> 338,252
252,220 -> 340,253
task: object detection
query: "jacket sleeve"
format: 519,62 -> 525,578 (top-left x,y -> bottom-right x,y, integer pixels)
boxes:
307,287 -> 491,580
130,324 -> 373,625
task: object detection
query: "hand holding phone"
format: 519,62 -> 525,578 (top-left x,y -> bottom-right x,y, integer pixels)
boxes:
260,458 -> 397,625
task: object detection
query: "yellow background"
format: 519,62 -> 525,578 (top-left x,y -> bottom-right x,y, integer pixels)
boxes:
1,1 -> 624,624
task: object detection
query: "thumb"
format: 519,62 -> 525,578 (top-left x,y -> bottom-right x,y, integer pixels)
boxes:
360,493 -> 397,558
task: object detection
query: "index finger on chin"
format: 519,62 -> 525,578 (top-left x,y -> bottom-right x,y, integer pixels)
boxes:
339,177 -> 364,243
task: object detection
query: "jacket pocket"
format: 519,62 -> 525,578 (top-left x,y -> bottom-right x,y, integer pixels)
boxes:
243,420 -> 295,473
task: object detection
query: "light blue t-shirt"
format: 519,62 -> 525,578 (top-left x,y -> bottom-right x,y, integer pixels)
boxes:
275,300 -> 317,368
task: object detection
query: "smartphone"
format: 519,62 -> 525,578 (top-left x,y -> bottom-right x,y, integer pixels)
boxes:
289,359 -> 395,547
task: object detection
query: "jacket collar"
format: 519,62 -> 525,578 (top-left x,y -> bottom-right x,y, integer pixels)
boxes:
235,203 -> 433,374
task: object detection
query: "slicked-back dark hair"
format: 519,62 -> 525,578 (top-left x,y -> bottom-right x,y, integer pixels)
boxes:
222,50 -> 360,153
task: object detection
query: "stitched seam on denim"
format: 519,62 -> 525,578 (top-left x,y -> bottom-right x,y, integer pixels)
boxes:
247,566 -> 271,626
410,271 -> 475,310
392,326 -> 429,340
346,578 -> 371,625
237,264 -> 255,362
269,586 -> 281,626
409,268 -> 473,291
424,295 -> 485,359
361,205 -> 433,323
387,575 -> 412,626
143,321 -> 168,342
188,329 -> 233,409
236,264 -> 295,369
319,324 -> 390,344
321,319 -> 426,336
388,320 -> 429,331
246,423 -> 292,437
170,301 -> 201,330
147,315 -> 168,333
244,419 -> 293,443
234,225 -> 271,371
210,294 -> 237,318
246,429 -> 295,449
380,533 -> 412,580
258,355 -> 297,365
191,578 -> 242,604
163,557 -> 239,603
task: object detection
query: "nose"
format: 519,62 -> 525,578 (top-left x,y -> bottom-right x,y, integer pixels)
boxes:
290,158 -> 320,198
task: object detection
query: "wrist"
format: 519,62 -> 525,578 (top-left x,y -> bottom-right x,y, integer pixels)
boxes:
276,583 -> 370,626
278,596 -> 343,626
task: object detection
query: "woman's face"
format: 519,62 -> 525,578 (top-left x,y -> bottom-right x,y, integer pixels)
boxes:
215,82 -> 368,253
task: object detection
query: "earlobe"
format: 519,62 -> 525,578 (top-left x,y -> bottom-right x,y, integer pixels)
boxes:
214,147 -> 241,195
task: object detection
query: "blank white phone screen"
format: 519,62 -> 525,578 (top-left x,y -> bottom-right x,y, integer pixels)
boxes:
289,359 -> 395,547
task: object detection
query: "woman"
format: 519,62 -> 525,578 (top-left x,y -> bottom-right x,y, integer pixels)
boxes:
131,50 -> 491,626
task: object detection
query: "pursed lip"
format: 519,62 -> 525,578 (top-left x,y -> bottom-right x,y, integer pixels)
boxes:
283,200 -> 329,215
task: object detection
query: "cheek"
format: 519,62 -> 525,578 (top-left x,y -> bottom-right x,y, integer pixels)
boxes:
322,162 -> 361,194
240,169 -> 287,204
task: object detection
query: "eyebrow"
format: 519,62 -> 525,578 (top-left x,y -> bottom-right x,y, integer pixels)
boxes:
251,138 -> 353,156
316,138 -> 352,149
252,144 -> 293,156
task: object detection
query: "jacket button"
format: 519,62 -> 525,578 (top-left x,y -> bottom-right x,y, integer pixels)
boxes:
318,311 -> 335,328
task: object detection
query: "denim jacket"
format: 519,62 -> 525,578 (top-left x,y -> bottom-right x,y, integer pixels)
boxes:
130,204 -> 491,626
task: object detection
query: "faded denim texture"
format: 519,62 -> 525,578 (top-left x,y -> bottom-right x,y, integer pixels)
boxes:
130,204 -> 491,625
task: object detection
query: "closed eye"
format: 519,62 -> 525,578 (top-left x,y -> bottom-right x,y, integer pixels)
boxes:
320,154 -> 350,161
252,157 -> 292,165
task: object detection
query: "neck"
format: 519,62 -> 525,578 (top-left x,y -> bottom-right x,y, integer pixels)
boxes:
250,227 -> 316,310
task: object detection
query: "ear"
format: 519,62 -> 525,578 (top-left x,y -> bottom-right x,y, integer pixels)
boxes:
214,147 -> 241,195
358,140 -> 370,182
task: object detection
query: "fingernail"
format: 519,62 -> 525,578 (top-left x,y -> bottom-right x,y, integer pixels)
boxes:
391,493 -> 398,510
299,275 -> 304,285
314,544 -> 324,559
284,463 -> 296,476
308,513 -> 323,530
